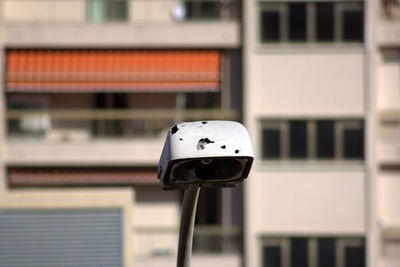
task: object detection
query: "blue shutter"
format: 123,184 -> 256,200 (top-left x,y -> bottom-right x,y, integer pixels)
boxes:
0,209 -> 123,267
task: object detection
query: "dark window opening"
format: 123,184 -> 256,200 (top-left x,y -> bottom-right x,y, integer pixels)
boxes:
290,121 -> 307,158
262,129 -> 281,159
289,3 -> 307,41
316,3 -> 334,41
291,238 -> 308,267
186,92 -> 220,109
261,11 -> 280,42
93,93 -> 127,137
343,9 -> 364,42
343,127 -> 364,159
196,188 -> 220,225
317,120 -> 335,158
105,0 -> 128,21
185,1 -> 221,19
345,246 -> 365,267
263,246 -> 281,267
318,238 -> 336,267
200,1 -> 221,19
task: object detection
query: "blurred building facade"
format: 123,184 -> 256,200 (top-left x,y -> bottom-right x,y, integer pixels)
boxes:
243,0 -> 400,267
0,1 -> 243,266
0,0 -> 399,267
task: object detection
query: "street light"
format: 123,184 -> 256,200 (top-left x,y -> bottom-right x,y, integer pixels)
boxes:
158,120 -> 254,267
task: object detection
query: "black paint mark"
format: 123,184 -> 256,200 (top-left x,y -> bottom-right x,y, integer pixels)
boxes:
202,121 -> 208,124
197,138 -> 214,150
221,145 -> 226,149
179,138 -> 183,141
171,125 -> 179,135
200,138 -> 214,144
235,149 -> 240,154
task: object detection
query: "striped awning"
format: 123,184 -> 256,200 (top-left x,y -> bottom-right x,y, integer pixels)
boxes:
6,50 -> 221,93
8,167 -> 158,186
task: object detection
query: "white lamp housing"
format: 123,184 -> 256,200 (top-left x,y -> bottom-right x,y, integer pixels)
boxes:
158,121 -> 254,189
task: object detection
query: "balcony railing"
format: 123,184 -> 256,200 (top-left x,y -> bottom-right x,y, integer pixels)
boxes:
6,108 -> 240,140
381,229 -> 400,260
382,1 -> 400,20
379,112 -> 400,142
3,0 -> 239,24
192,225 -> 242,253
134,225 -> 241,257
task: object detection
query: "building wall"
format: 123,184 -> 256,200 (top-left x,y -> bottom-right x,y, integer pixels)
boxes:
134,187 -> 180,257
247,52 -> 365,117
243,0 -> 370,266
248,169 -> 365,234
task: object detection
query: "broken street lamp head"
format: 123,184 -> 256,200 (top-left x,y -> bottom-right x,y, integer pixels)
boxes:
158,121 -> 254,190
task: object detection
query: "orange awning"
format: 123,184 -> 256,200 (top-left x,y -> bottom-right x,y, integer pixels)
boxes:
6,49 -> 221,93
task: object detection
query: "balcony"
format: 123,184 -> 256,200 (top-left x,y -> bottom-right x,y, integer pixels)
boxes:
4,108 -> 239,165
380,229 -> 400,267
1,0 -> 240,47
377,2 -> 400,46
134,225 -> 242,267
378,112 -> 400,163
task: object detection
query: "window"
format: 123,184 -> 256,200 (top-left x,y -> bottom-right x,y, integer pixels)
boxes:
345,246 -> 365,267
289,121 -> 307,158
316,3 -> 334,41
291,238 -> 308,267
87,0 -> 128,23
259,2 -> 364,44
263,239 -> 287,267
260,6 -> 281,42
264,246 -> 282,267
318,238 -> 335,267
261,119 -> 364,161
343,121 -> 364,159
185,1 -> 221,19
289,3 -> 307,42
317,120 -> 335,158
342,3 -> 364,42
173,0 -> 238,21
262,122 -> 282,159
262,237 -> 365,267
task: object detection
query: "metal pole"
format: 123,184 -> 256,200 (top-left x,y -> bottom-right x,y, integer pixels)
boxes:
176,184 -> 201,267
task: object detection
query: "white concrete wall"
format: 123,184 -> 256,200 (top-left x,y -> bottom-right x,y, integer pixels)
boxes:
248,169 -> 366,234
247,52 -> 365,117
3,22 -> 240,47
4,0 -> 85,23
134,187 -> 180,257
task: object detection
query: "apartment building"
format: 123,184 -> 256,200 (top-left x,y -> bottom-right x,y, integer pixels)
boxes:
243,0 -> 400,267
0,1 -> 244,266
0,0 -> 399,266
